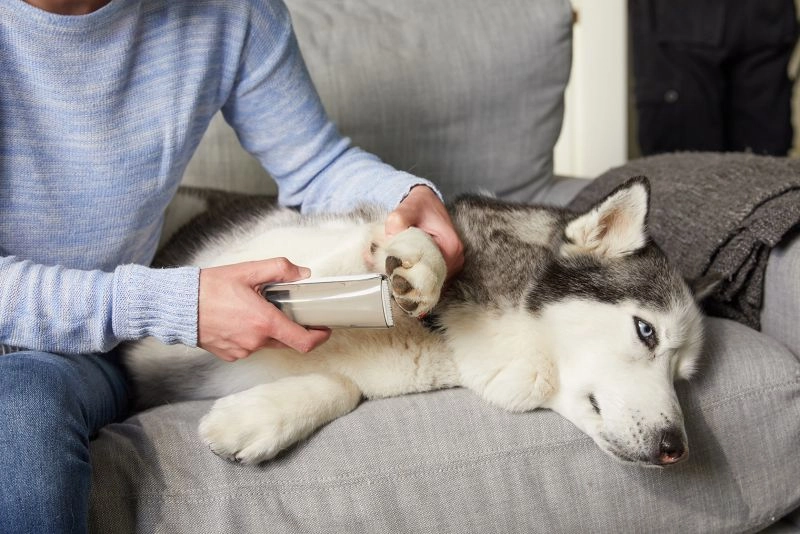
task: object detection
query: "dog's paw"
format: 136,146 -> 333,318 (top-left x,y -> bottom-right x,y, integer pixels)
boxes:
198,386 -> 308,465
481,357 -> 557,412
198,375 -> 361,465
522,365 -> 557,409
384,227 -> 446,317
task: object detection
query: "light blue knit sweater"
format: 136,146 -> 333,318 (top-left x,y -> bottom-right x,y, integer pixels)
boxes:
0,0 -> 436,355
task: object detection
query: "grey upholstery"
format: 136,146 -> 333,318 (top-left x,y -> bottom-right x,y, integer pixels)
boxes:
763,230 -> 800,358
182,0 -> 573,204
90,319 -> 800,533
89,0 -> 800,532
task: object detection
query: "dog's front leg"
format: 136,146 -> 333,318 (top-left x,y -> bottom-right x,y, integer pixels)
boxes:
368,225 -> 447,318
199,372 -> 361,464
457,353 -> 557,413
476,357 -> 557,412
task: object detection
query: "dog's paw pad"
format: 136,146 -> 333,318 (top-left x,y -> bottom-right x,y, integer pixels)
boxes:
386,255 -> 403,273
391,271 -> 421,313
394,297 -> 420,314
387,267 -> 438,317
390,272 -> 414,295
383,229 -> 446,317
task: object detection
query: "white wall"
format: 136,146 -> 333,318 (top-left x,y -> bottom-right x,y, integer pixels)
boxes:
554,0 -> 628,178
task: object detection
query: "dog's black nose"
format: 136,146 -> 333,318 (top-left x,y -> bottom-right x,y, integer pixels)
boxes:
656,428 -> 687,465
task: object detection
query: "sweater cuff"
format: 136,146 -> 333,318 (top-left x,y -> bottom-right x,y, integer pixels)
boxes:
112,264 -> 201,346
386,174 -> 444,210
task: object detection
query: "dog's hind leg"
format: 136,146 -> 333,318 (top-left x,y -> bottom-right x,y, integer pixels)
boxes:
369,226 -> 447,318
198,372 -> 361,464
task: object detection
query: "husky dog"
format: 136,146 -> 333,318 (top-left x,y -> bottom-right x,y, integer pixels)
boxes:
125,177 -> 711,467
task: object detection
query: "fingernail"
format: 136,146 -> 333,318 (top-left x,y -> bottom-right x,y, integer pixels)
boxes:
299,267 -> 311,278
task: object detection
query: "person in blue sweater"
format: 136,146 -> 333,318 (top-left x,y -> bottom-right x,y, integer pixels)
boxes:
0,0 -> 464,531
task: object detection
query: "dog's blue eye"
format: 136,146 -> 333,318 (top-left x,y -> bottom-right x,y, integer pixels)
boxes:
634,317 -> 657,349
637,320 -> 653,338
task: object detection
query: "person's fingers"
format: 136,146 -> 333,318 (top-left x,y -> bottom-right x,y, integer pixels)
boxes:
385,192 -> 465,279
258,338 -> 291,351
215,310 -> 331,359
384,209 -> 412,237
434,233 -> 465,279
385,185 -> 436,236
237,259 -> 331,352
260,308 -> 332,353
258,327 -> 331,353
302,327 -> 332,349
197,258 -> 333,361
233,257 -> 311,288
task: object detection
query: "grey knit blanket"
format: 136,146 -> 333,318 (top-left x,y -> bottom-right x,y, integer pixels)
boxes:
568,152 -> 800,330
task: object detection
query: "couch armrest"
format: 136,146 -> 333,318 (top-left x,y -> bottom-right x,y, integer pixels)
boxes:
762,229 -> 800,357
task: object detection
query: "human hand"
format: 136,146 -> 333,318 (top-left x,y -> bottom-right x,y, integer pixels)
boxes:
385,185 -> 464,280
198,258 -> 331,362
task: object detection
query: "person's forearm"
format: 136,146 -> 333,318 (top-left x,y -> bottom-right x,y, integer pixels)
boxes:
0,256 -> 199,354
221,0 -> 440,214
292,144 -> 441,214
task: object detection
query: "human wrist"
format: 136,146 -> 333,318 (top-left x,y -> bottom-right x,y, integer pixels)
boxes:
112,264 -> 201,346
395,178 -> 443,209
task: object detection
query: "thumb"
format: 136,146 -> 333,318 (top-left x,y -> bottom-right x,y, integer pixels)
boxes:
237,258 -> 311,287
384,209 -> 413,237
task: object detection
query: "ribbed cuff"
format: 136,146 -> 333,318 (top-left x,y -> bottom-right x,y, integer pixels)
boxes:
395,177 -> 444,207
112,264 -> 201,346
385,174 -> 444,210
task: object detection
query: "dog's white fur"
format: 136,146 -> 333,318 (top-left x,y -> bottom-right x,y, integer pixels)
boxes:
126,181 -> 705,466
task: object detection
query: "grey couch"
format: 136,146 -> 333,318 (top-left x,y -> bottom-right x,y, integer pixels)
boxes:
88,0 -> 800,532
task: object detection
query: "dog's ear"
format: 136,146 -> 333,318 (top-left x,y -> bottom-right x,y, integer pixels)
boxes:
562,177 -> 650,260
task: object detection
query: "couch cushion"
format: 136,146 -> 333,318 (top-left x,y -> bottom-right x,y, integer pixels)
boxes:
182,0 -> 573,203
763,231 -> 800,358
89,317 -> 800,533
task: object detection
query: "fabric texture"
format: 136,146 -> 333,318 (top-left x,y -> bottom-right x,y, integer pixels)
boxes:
88,317 -> 800,533
567,152 -> 800,330
0,0 -> 435,355
0,350 -> 128,534
183,0 -> 574,204
762,230 -> 800,357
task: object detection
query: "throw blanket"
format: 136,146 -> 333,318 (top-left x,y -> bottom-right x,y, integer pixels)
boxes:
568,152 -> 800,330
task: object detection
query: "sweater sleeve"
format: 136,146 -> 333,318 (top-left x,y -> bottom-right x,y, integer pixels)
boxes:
221,0 -> 441,214
0,256 -> 199,354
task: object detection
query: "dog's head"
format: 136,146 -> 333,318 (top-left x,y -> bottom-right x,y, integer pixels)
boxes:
537,177 -> 713,467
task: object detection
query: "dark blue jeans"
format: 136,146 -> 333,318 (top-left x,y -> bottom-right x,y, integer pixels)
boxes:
0,350 -> 129,534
